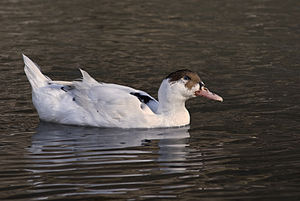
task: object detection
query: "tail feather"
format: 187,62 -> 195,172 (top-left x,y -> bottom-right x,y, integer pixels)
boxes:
23,54 -> 50,89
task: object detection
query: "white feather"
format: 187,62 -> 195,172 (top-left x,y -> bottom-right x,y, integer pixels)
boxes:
23,55 -> 198,128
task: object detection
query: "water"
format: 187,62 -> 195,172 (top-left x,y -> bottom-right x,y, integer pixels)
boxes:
1,0 -> 299,200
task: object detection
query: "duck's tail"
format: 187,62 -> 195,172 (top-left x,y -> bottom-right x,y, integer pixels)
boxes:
23,54 -> 50,90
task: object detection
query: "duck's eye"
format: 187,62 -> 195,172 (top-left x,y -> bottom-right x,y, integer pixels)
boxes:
183,75 -> 191,81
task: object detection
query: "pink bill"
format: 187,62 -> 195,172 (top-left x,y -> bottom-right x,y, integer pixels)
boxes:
195,88 -> 223,102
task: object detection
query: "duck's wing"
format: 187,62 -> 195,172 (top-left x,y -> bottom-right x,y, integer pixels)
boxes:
39,69 -> 159,114
41,69 -> 160,127
56,70 -> 159,127
68,69 -> 159,113
100,83 -> 159,113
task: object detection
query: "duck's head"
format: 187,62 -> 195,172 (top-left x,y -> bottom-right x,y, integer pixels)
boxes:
161,69 -> 223,102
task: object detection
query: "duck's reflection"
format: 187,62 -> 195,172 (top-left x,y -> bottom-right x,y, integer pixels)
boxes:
29,122 -> 191,173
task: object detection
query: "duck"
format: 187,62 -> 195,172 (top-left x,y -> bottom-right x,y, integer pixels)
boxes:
23,54 -> 223,128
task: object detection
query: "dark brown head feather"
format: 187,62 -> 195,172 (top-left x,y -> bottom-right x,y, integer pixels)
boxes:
166,69 -> 193,82
166,69 -> 201,90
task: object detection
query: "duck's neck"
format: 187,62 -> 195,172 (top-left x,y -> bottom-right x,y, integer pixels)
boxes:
156,79 -> 190,126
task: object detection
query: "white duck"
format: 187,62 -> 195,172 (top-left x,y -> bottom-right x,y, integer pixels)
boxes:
23,54 -> 223,128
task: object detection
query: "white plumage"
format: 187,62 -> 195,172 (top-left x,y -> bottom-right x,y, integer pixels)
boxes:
23,54 -> 222,128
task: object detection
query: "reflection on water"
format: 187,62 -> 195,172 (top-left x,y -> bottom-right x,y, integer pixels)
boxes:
30,122 -> 190,172
2,121 -> 299,200
23,123 -> 194,199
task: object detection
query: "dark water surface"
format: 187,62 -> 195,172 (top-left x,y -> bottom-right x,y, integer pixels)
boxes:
1,0 -> 299,200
